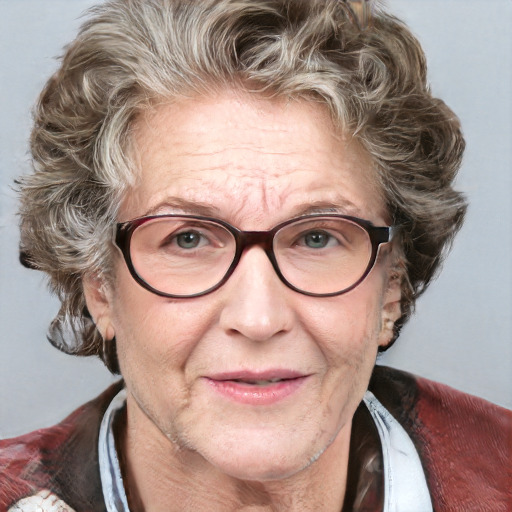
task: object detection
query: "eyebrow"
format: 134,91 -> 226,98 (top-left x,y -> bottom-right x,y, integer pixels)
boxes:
141,197 -> 365,221
291,200 -> 364,218
142,198 -> 221,218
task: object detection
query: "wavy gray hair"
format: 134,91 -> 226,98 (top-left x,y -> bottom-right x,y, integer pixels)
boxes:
19,0 -> 467,372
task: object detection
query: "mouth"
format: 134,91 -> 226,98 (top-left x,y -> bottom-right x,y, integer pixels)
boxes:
229,377 -> 294,386
209,370 -> 305,384
204,371 -> 309,404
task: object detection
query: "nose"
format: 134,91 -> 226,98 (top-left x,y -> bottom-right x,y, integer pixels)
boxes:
218,247 -> 295,342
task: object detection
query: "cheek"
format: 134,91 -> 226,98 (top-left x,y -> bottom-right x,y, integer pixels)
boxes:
305,287 -> 384,424
300,285 -> 384,364
109,268 -> 217,376
299,279 -> 385,413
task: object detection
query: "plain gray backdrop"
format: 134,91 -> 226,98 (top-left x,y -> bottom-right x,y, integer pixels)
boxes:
1,0 -> 511,438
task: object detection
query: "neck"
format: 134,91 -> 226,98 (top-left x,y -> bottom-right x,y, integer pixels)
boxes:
116,400 -> 352,512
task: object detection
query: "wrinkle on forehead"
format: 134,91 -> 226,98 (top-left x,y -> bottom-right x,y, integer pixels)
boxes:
124,90 -> 387,225
133,89 -> 338,155
145,171 -> 294,223
134,179 -> 379,231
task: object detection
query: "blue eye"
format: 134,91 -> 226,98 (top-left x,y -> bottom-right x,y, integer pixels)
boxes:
176,231 -> 203,249
303,231 -> 333,248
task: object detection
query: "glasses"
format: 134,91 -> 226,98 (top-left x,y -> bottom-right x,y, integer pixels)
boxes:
115,214 -> 395,298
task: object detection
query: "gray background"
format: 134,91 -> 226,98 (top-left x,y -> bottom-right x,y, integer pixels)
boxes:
1,0 -> 511,438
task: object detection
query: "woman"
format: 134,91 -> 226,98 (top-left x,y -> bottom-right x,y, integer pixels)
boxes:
1,0 -> 510,510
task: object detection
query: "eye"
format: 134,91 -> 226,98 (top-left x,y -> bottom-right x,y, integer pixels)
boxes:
302,230 -> 337,249
174,230 -> 205,249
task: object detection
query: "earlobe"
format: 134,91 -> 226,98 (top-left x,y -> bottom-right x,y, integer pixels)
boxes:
83,273 -> 116,341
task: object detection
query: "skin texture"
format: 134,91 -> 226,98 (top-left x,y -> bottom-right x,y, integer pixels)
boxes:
84,90 -> 402,511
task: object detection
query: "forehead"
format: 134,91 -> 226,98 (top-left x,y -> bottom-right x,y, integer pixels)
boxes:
123,90 -> 386,226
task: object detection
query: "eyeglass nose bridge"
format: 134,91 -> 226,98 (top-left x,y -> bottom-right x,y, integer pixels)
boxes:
236,229 -> 274,251
228,228 -> 286,284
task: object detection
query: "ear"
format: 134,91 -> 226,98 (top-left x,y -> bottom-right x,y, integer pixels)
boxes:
378,270 -> 402,349
83,273 -> 116,341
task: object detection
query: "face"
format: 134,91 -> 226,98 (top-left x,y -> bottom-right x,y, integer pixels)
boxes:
85,90 -> 401,482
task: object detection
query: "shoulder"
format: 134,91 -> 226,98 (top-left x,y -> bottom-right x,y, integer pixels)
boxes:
370,365 -> 512,512
0,381 -> 123,511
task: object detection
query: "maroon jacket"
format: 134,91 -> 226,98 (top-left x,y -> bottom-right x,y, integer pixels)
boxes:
1,366 -> 511,511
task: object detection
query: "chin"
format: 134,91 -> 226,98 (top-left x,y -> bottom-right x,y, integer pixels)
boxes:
200,433 -> 326,482
216,455 -> 308,482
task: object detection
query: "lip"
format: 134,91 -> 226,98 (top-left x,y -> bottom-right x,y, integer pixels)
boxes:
204,370 -> 309,406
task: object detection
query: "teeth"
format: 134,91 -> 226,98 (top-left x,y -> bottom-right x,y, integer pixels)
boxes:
237,378 -> 282,385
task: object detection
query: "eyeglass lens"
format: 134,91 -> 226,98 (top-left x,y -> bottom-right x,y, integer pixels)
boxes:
127,216 -> 375,297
